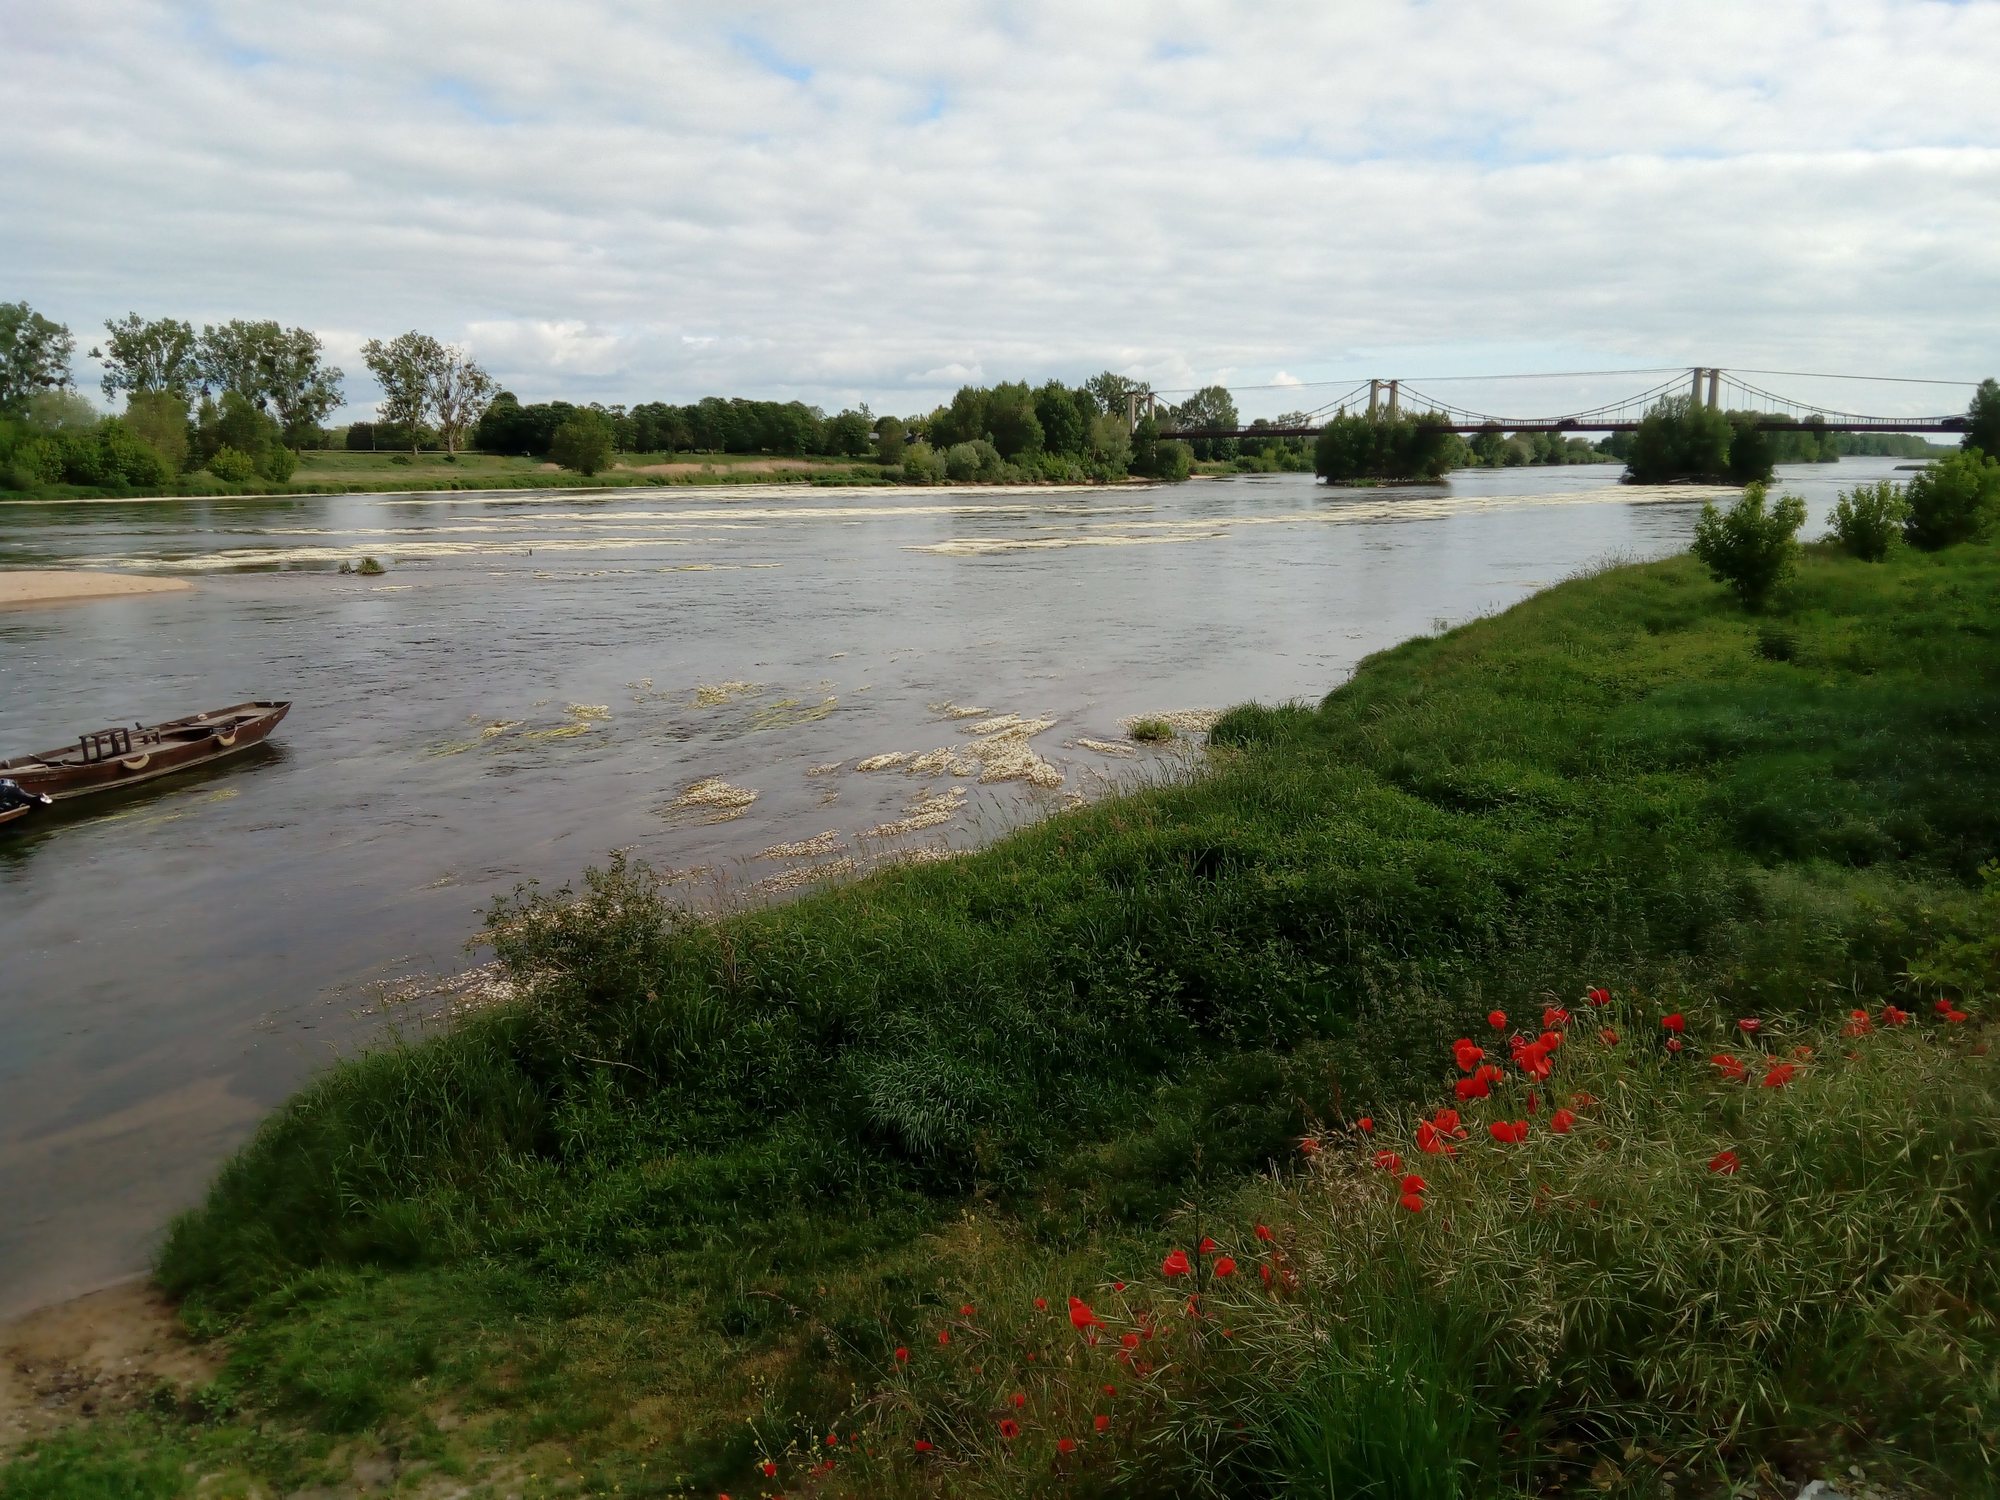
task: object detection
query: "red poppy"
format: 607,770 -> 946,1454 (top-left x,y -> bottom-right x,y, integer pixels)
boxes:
1373,1149 -> 1404,1173
1399,1173 -> 1427,1194
1254,1223 -> 1274,1242
1068,1296 -> 1101,1332
1298,1136 -> 1322,1156
1511,1038 -> 1554,1080
762,1461 -> 778,1477
1453,1038 -> 1485,1072
1488,1120 -> 1529,1144
1488,1009 -> 1508,1030
894,1346 -> 909,1364
1843,1009 -> 1872,1037
1737,1018 -> 1762,1034
1711,1053 -> 1746,1080
1708,1150 -> 1740,1174
1416,1119 -> 1453,1156
1120,1332 -> 1140,1351
1433,1107 -> 1465,1136
1213,1256 -> 1237,1278
1161,1249 -> 1192,1277
1259,1263 -> 1273,1285
1455,1075 -> 1491,1101
1587,986 -> 1610,1006
1935,999 -> 1955,1014
959,1303 -> 975,1317
1034,1297 -> 1047,1311
1355,1116 -> 1374,1133
1761,1062 -> 1796,1088
1399,1191 -> 1425,1213
1058,1437 -> 1078,1455
913,1440 -> 932,1453
1549,1107 -> 1576,1134
1102,1384 -> 1116,1396
1197,1237 -> 1218,1255
825,1433 -> 838,1447
1113,1280 -> 1126,1291
1945,1008 -> 1970,1024
1543,1005 -> 1570,1029
998,1419 -> 1020,1440
1012,1392 -> 1026,1410
938,1329 -> 950,1345
1094,1414 -> 1110,1433
1666,1038 -> 1683,1054
1661,1013 -> 1685,1033
1883,1005 -> 1911,1026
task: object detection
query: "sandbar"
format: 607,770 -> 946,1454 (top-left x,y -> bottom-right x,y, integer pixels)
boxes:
0,571 -> 192,608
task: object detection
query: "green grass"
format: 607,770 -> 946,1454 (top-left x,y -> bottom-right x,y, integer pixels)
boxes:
6,537 -> 1997,1497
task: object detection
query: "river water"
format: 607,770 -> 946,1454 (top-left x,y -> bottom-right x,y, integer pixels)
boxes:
0,459 -> 1904,1315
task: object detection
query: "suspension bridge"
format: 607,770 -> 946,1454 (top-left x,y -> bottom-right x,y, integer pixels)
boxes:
1140,367 -> 1977,440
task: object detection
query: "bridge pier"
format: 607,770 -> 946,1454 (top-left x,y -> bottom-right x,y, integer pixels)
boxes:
1387,380 -> 1400,420
1707,368 -> 1720,409
1367,379 -> 1380,418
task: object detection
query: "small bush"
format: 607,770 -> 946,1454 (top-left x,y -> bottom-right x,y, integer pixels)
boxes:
1127,717 -> 1176,743
1828,478 -> 1909,561
900,441 -> 946,485
1690,481 -> 1807,609
550,411 -> 616,476
355,556 -> 386,576
207,445 -> 257,483
943,442 -> 982,482
258,444 -> 298,483
1903,448 -> 2000,550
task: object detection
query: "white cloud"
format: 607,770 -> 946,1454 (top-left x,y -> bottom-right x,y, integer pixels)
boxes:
3,0 -> 1995,423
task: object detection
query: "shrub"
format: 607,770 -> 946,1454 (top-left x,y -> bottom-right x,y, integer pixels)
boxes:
1127,717 -> 1176,743
1149,438 -> 1193,481
1690,481 -> 1807,609
207,445 -> 257,482
943,442 -> 982,482
258,444 -> 298,483
1827,478 -> 1909,561
900,441 -> 946,485
1903,448 -> 2000,550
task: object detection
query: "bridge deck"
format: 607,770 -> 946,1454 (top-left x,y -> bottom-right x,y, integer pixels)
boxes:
1162,418 -> 1965,439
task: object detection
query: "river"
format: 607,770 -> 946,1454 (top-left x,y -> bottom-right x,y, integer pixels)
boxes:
0,458 -> 1907,1315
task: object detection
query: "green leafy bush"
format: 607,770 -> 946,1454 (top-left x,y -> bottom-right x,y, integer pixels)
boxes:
1690,481 -> 1808,608
1903,448 -> 2000,550
899,440 -> 946,485
258,443 -> 298,483
207,445 -> 257,482
1828,478 -> 1909,561
549,410 -> 615,475
943,441 -> 981,482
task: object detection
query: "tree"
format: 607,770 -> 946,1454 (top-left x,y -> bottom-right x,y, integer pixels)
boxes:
1033,380 -> 1087,456
361,332 -> 442,455
931,386 -> 991,448
24,390 -> 99,431
124,391 -> 189,473
429,344 -> 494,455
1966,377 -> 2000,459
94,314 -> 200,402
550,409 -> 615,475
824,408 -> 872,458
1084,371 -> 1144,423
1828,479 -> 1909,562
0,301 -> 75,415
1726,420 -> 1773,484
1088,412 -> 1131,474
1171,384 -> 1239,460
985,382 -> 1043,460
1624,396 -> 1734,483
1314,412 -> 1458,482
1903,448 -> 2000,550
195,320 -> 344,447
1691,482 -> 1808,609
874,415 -> 906,465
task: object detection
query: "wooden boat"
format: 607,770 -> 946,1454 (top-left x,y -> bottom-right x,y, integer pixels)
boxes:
0,783 -> 53,829
0,701 -> 291,801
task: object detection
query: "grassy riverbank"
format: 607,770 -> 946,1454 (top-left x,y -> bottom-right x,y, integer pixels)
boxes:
5,536 -> 1997,1498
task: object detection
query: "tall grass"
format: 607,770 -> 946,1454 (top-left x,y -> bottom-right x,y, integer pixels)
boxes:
107,537 -> 2000,1496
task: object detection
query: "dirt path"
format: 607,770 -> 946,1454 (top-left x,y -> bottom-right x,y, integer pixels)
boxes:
0,1279 -> 216,1448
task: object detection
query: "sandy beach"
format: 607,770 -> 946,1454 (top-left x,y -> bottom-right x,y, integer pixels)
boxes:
0,571 -> 192,608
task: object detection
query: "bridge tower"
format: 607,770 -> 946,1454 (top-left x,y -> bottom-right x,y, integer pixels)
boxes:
1367,379 -> 1381,418
1707,368 -> 1720,410
1387,380 -> 1400,420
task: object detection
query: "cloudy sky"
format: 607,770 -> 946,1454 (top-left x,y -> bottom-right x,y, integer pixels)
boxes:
5,0 -> 1997,423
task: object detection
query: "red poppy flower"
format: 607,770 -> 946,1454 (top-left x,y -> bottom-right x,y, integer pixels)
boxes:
1708,1150 -> 1740,1174
1197,1237 -> 1218,1255
825,1433 -> 838,1447
938,1329 -> 950,1345
1355,1116 -> 1374,1133
1936,999 -> 1955,1014
1373,1149 -> 1404,1173
1213,1256 -> 1237,1278
1453,1038 -> 1485,1072
1102,1384 -> 1116,1396
1068,1296 -> 1101,1332
1843,1009 -> 1872,1037
1711,1053 -> 1746,1080
1161,1249 -> 1191,1277
1511,1038 -> 1553,1080
1113,1280 -> 1126,1291
1945,1008 -> 1970,1024
1543,1005 -> 1570,1029
1587,986 -> 1610,1006
1254,1223 -> 1274,1242
1661,1013 -> 1685,1033
762,1461 -> 778,1477
1399,1191 -> 1425,1213
998,1419 -> 1020,1440
894,1346 -> 909,1364
1034,1297 -> 1047,1310
959,1303 -> 975,1317
913,1440 -> 932,1453
1737,1018 -> 1761,1034
1432,1107 -> 1465,1136
1094,1414 -> 1110,1433
1012,1392 -> 1026,1410
1120,1332 -> 1140,1351
1549,1107 -> 1576,1134
1761,1062 -> 1796,1088
1666,1038 -> 1683,1053
1298,1136 -> 1322,1156
1058,1437 -> 1078,1455
1488,1120 -> 1529,1144
1399,1173 -> 1427,1194
1883,1005 -> 1911,1026
1488,1010 -> 1507,1030
1415,1120 -> 1452,1155
1259,1262 -> 1273,1285
1455,1075 -> 1491,1101
1594,1027 -> 1616,1047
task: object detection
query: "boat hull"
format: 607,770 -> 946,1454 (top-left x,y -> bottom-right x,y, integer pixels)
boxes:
0,701 -> 291,801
